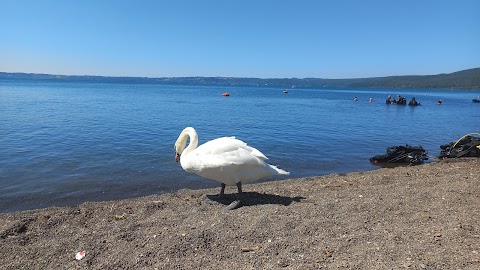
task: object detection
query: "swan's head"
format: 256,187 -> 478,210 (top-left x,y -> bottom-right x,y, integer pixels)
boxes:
174,136 -> 187,162
174,127 -> 198,162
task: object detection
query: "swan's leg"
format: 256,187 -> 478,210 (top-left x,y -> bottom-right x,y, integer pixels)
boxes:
224,182 -> 243,210
205,183 -> 226,202
218,183 -> 226,198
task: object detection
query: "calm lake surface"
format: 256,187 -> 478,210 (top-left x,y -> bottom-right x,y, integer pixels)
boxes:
1,79 -> 479,212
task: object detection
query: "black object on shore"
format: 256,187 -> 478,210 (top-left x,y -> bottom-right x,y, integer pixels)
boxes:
439,135 -> 480,159
370,145 -> 428,166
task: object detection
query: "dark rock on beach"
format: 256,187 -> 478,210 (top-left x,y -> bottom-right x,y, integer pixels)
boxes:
1,158 -> 479,269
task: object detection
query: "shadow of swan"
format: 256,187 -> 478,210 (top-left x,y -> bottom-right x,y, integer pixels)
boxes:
206,192 -> 305,207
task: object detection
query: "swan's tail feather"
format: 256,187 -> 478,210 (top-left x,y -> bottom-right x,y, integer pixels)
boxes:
269,165 -> 290,175
247,146 -> 268,160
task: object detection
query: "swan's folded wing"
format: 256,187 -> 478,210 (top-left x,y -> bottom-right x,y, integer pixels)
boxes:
195,137 -> 241,154
190,137 -> 268,169
196,137 -> 267,158
189,147 -> 273,183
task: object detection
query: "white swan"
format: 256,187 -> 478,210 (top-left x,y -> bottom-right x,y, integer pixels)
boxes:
174,127 -> 289,210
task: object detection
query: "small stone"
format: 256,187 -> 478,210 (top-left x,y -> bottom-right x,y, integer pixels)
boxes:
325,250 -> 332,257
241,245 -> 261,252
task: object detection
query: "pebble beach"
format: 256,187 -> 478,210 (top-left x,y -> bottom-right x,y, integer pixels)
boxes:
1,158 -> 479,269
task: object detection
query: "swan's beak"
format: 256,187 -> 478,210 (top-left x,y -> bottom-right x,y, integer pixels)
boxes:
175,152 -> 180,162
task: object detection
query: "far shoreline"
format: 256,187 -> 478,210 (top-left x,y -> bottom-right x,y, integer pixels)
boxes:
1,68 -> 480,90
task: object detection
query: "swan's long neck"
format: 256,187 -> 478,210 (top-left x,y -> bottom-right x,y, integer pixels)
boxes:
179,127 -> 198,156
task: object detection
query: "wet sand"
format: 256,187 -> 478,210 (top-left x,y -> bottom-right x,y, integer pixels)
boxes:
1,158 -> 479,269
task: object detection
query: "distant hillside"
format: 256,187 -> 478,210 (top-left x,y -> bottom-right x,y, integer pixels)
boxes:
1,68 -> 479,90
326,68 -> 480,90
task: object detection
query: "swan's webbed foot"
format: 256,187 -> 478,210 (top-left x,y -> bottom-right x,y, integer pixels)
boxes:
206,182 -> 244,210
224,200 -> 242,210
223,182 -> 243,210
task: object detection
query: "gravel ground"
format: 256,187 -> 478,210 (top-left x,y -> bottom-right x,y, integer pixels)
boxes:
1,158 -> 479,269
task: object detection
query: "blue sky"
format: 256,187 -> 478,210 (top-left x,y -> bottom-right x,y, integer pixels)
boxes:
1,0 -> 479,79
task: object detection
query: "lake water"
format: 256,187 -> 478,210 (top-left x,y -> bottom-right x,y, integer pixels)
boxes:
1,79 -> 479,213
